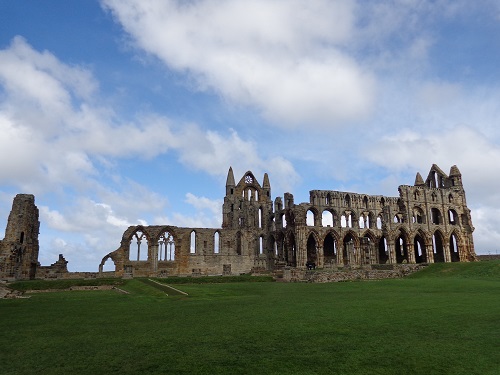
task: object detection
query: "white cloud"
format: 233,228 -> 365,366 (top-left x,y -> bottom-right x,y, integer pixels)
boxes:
102,0 -> 376,127
185,193 -> 221,218
175,126 -> 299,192
0,37 -> 177,193
471,206 -> 500,254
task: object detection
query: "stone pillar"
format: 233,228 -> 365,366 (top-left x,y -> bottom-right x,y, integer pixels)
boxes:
426,241 -> 434,263
443,238 -> 451,263
150,243 -> 159,272
407,243 -> 416,264
317,243 -> 324,268
387,243 -> 396,264
337,246 -> 344,266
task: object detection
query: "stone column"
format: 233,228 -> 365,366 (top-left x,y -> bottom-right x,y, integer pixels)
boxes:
443,238 -> 451,263
150,243 -> 159,272
426,240 -> 434,263
387,243 -> 396,264
407,243 -> 416,264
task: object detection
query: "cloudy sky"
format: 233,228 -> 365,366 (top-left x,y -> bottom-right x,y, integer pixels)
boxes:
1,1 -> 500,271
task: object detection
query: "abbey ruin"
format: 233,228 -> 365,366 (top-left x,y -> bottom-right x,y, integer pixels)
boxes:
0,164 -> 477,281
99,164 -> 476,278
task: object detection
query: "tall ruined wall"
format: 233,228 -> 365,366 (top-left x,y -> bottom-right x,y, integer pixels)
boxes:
0,194 -> 40,280
100,165 -> 476,277
271,164 -> 475,269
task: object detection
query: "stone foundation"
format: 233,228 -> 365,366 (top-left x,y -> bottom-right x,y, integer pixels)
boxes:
282,264 -> 426,282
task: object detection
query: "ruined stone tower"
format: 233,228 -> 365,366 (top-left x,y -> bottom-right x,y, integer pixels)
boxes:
222,167 -> 273,231
0,194 -> 40,280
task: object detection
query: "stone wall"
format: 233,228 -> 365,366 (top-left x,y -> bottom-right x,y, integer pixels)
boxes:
282,264 -> 426,283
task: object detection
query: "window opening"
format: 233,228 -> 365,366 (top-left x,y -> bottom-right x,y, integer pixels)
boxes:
190,231 -> 196,254
214,232 -> 220,254
306,210 -> 315,226
158,231 -> 175,261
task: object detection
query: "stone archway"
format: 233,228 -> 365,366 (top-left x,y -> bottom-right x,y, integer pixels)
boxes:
433,231 -> 445,262
306,233 -> 317,268
323,232 -> 337,265
414,234 -> 427,263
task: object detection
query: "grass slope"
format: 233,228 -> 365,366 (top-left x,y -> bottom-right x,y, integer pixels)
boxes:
1,262 -> 499,375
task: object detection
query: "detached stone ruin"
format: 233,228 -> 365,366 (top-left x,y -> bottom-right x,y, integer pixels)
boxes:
0,194 -> 70,281
99,164 -> 476,278
0,164 -> 477,281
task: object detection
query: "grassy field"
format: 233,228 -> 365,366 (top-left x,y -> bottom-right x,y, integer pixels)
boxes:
1,262 -> 499,375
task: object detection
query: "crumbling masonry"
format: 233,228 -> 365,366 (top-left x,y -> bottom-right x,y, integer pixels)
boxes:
99,164 -> 476,277
0,194 -> 40,280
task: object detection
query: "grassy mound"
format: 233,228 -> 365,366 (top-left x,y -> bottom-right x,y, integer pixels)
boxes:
409,259 -> 500,279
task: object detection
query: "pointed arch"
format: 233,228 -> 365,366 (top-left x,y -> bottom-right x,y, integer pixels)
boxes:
128,227 -> 150,261
449,231 -> 460,262
323,231 -> 338,265
395,229 -> 409,263
158,229 -> 176,261
413,231 -> 427,264
432,230 -> 445,262
284,231 -> 296,267
306,232 -> 318,267
378,236 -> 389,264
361,229 -> 376,243
342,231 -> 358,266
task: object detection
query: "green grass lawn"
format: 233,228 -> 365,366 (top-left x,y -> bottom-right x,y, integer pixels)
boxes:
1,262 -> 499,375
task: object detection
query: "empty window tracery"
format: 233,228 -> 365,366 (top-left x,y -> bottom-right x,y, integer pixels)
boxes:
129,230 -> 148,261
158,231 -> 175,261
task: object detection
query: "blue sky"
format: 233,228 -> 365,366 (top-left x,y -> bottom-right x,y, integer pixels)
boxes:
1,0 -> 500,271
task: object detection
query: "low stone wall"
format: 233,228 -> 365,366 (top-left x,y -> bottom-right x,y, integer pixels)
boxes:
282,264 -> 426,283
477,255 -> 500,261
36,271 -> 101,280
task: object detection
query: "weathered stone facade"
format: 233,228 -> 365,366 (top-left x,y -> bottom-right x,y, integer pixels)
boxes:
0,194 -> 40,280
100,164 -> 476,277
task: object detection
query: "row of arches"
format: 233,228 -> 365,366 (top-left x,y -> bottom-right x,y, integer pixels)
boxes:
267,228 -> 463,268
320,193 -> 375,209
305,207 -> 461,228
124,225 -> 463,266
300,229 -> 462,265
128,229 -> 221,262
